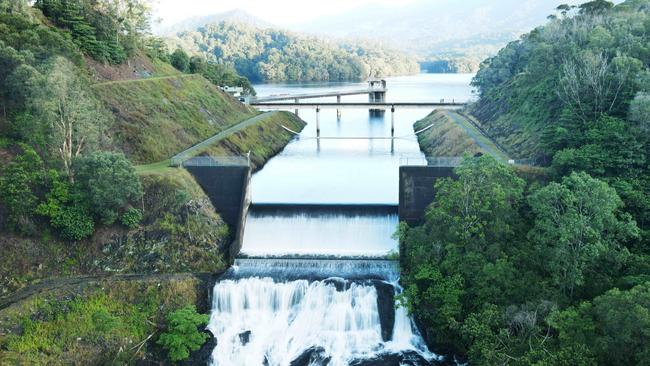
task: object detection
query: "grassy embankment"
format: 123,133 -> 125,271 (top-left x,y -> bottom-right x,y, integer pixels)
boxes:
93,73 -> 258,164
414,109 -> 548,184
414,109 -> 510,161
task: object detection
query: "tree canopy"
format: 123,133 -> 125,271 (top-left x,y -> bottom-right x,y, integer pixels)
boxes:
402,2 -> 650,364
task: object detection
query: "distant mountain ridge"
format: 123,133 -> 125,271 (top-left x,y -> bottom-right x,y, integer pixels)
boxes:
289,0 -> 587,72
154,9 -> 273,35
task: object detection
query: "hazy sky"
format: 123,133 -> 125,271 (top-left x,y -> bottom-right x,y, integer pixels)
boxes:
154,0 -> 417,28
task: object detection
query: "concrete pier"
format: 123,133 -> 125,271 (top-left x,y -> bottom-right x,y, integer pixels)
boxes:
398,165 -> 456,225
336,95 -> 342,119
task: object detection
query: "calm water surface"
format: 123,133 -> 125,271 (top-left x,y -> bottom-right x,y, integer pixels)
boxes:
241,74 -> 474,257
251,74 -> 475,205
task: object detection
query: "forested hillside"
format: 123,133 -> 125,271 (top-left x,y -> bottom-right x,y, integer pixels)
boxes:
401,1 -> 650,364
470,0 -> 647,160
168,21 -> 420,82
0,1 -> 301,363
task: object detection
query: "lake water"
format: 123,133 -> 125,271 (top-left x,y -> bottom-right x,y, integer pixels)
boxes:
250,73 -> 475,205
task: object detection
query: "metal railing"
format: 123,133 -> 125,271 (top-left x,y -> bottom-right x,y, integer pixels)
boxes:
399,155 -> 539,168
180,155 -> 250,167
399,155 -> 463,167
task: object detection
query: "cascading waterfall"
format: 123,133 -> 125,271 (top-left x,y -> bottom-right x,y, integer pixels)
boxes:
207,276 -> 436,366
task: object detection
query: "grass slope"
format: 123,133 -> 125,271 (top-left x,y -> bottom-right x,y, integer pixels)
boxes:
199,111 -> 306,170
184,111 -> 306,169
93,74 -> 258,164
414,109 -> 509,161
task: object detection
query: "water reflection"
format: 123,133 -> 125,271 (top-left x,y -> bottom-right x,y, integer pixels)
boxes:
251,74 -> 474,204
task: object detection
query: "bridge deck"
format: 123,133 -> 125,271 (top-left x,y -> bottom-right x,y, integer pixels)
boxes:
250,102 -> 466,109
250,88 -> 385,102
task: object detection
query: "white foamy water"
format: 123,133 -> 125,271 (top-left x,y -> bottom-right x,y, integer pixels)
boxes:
207,277 -> 433,366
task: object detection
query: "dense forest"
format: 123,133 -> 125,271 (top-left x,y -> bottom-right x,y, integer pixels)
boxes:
401,1 -> 650,364
168,21 -> 420,82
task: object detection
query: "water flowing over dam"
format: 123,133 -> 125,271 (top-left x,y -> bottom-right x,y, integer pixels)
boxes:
241,204 -> 398,257
207,74 -> 475,365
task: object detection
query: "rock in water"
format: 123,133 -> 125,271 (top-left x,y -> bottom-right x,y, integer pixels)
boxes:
349,350 -> 437,366
373,280 -> 395,342
289,346 -> 331,366
238,330 -> 251,345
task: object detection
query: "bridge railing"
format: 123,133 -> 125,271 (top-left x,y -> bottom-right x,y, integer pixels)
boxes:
399,156 -> 463,167
400,155 -> 541,168
177,155 -> 250,167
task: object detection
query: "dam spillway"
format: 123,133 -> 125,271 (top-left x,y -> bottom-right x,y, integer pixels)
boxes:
241,204 -> 399,258
207,74 -> 475,365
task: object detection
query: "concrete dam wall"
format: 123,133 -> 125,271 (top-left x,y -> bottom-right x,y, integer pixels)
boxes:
398,165 -> 456,225
184,163 -> 251,262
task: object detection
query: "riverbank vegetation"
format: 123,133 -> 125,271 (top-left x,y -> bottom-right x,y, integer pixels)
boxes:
168,21 -> 420,82
0,274 -> 214,364
402,1 -> 650,364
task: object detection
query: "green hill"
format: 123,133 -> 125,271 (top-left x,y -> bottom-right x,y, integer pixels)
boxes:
469,0 -> 648,161
168,20 -> 419,82
0,5 -> 306,364
93,73 -> 258,164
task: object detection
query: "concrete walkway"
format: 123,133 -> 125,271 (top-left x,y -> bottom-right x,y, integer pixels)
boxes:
442,109 -> 510,162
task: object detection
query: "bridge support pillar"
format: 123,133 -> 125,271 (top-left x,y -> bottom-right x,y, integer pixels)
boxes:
316,107 -> 320,136
336,95 -> 342,119
295,98 -> 299,116
391,106 -> 395,135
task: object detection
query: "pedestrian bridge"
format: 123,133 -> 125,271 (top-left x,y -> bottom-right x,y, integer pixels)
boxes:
250,101 -> 466,110
250,89 -> 386,103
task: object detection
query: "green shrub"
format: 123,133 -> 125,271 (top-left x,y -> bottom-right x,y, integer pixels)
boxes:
121,207 -> 143,229
170,48 -> 189,72
36,170 -> 95,240
157,305 -> 209,362
0,144 -> 44,234
74,152 -> 143,225
50,204 -> 94,241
